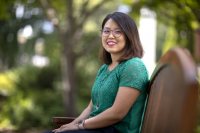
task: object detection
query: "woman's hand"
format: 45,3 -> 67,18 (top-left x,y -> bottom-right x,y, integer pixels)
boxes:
52,122 -> 78,133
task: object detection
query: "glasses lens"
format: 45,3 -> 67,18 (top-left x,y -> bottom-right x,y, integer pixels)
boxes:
113,30 -> 122,38
102,29 -> 109,36
101,29 -> 122,38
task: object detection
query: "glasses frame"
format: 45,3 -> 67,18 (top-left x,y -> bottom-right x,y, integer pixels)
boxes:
101,29 -> 123,38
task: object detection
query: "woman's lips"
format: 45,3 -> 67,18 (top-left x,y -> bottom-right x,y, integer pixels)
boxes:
107,41 -> 117,46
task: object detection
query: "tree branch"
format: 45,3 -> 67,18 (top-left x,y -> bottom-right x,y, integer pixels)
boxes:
39,0 -> 59,28
80,0 -> 90,16
78,0 -> 112,29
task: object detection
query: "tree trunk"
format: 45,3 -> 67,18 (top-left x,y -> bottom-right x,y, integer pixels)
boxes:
39,0 -> 111,117
60,35 -> 77,116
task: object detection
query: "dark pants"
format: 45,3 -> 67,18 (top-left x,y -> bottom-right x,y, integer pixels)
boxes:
44,126 -> 119,133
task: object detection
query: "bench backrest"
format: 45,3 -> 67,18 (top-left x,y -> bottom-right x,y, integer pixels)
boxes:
141,47 -> 199,133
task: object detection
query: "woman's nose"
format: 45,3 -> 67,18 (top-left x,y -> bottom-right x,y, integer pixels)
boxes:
107,31 -> 115,38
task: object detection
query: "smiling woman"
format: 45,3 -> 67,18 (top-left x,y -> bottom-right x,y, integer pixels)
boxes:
45,12 -> 149,133
101,19 -> 126,60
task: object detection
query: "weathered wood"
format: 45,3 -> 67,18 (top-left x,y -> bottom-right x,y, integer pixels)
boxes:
194,29 -> 200,62
141,47 -> 199,133
52,117 -> 75,128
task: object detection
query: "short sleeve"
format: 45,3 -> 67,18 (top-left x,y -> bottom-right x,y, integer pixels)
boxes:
95,64 -> 107,77
119,58 -> 148,91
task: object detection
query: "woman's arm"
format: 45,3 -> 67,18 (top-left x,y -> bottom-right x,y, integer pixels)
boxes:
72,100 -> 93,124
84,87 -> 140,129
53,100 -> 93,132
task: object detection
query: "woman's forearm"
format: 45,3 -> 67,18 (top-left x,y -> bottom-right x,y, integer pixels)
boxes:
72,100 -> 93,124
83,107 -> 122,129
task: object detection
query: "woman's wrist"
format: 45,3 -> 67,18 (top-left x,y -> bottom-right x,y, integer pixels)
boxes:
77,119 -> 85,129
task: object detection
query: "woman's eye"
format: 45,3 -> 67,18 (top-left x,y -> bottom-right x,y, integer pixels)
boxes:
115,30 -> 122,34
103,30 -> 110,34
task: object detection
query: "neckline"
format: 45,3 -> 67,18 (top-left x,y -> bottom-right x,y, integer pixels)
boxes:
106,63 -> 119,72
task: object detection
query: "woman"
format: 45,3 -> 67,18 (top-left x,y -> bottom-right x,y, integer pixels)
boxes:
51,11 -> 149,133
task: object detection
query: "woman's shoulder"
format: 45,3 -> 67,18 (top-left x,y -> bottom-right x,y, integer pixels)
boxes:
119,57 -> 148,74
99,64 -> 107,70
96,64 -> 108,75
129,57 -> 143,63
122,57 -> 145,67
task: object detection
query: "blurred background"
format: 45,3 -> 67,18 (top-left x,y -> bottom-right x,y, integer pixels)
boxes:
0,0 -> 199,132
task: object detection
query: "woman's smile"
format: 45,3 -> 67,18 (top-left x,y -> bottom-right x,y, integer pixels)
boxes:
106,40 -> 117,46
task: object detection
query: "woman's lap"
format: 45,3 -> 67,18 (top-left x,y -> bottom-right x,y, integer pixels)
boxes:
44,126 -> 119,133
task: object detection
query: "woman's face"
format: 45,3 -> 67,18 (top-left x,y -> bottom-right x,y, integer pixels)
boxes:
101,19 -> 126,57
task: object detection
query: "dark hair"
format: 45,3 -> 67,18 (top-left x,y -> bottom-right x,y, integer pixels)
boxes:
100,12 -> 144,64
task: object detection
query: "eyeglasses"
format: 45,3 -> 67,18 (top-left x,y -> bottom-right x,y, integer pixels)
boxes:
101,29 -> 123,38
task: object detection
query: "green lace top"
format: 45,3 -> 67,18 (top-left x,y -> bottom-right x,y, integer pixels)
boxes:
90,57 -> 149,133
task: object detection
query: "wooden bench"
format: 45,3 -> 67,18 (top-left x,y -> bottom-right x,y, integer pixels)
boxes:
53,47 -> 199,133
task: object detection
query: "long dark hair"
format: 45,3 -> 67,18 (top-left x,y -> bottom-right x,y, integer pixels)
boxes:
100,12 -> 144,64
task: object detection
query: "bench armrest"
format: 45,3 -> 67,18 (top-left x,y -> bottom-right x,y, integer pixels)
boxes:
52,117 -> 75,128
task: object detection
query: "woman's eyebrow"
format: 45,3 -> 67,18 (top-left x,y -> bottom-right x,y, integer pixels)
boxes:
103,27 -> 121,30
103,27 -> 111,29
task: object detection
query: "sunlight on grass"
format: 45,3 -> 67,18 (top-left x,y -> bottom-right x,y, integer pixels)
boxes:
0,71 -> 17,96
0,118 -> 16,131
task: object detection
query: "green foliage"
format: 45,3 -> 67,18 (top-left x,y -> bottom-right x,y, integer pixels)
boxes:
0,0 -> 47,70
76,52 -> 100,113
0,0 -> 14,20
162,26 -> 178,54
0,65 -> 64,130
0,19 -> 19,68
0,51 -> 101,131
196,126 -> 200,133
0,71 -> 17,96
130,0 -> 200,56
0,0 -> 120,131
